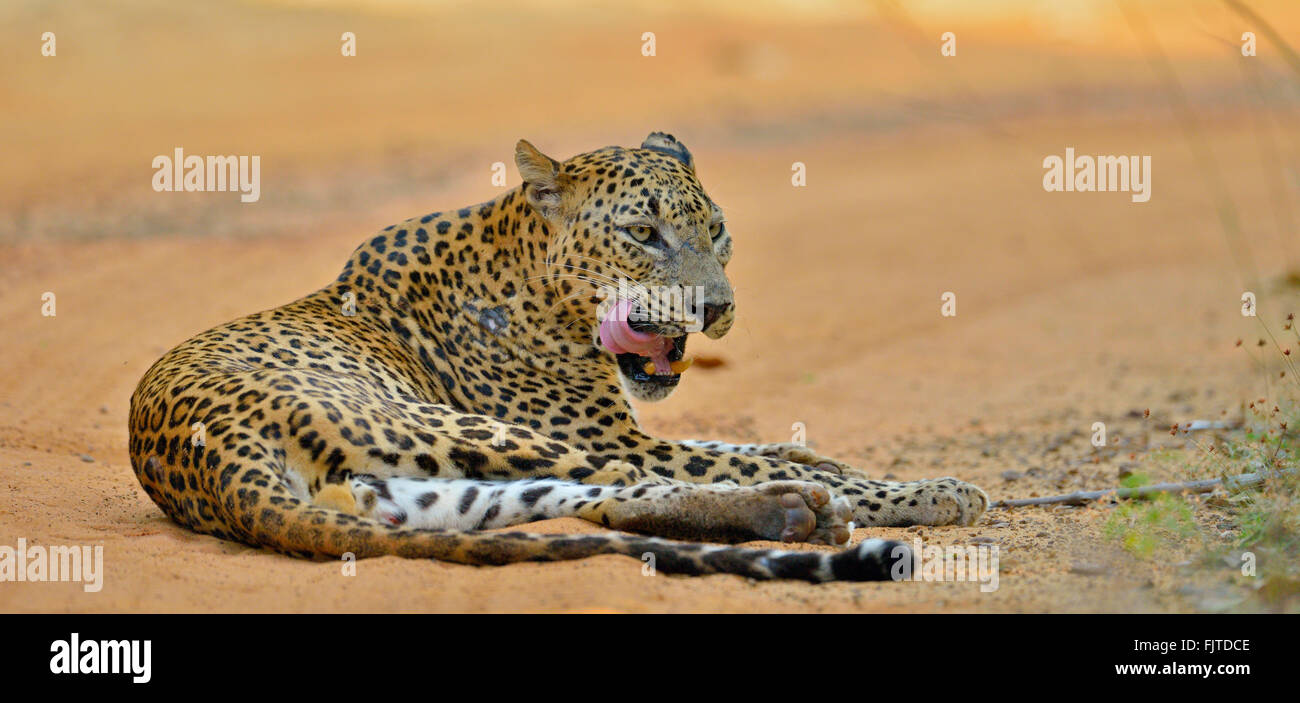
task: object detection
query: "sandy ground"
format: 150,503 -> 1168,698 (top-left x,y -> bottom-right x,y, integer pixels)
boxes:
3,0 -> 1300,612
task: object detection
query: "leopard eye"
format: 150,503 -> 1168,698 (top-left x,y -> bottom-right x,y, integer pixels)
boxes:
709,222 -> 727,241
623,225 -> 657,244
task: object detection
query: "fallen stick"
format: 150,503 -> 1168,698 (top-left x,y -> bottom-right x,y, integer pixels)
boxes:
990,469 -> 1293,509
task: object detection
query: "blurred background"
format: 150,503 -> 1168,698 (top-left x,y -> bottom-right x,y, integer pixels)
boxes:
2,0 -> 1300,449
5,0 -> 1297,425
5,0 -> 1300,457
4,0 -> 1298,252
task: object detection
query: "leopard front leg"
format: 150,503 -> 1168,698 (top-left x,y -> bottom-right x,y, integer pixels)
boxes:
681,440 -> 865,476
828,475 -> 988,527
597,432 -> 988,527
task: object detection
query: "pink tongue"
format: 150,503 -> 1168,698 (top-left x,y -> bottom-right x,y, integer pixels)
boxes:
598,299 -> 673,375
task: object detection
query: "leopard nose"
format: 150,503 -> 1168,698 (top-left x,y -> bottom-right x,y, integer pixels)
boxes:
701,302 -> 732,331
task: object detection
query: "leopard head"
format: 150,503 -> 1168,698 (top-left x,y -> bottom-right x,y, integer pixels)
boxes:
516,133 -> 734,401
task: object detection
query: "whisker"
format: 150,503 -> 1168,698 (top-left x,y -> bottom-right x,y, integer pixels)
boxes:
532,273 -> 618,289
543,288 -> 612,316
563,254 -> 646,288
524,266 -> 622,288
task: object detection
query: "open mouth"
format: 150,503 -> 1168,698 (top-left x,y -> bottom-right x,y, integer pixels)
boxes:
599,299 -> 693,386
616,334 -> 688,386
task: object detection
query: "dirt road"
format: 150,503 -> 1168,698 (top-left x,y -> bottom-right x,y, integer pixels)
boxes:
2,0 -> 1298,611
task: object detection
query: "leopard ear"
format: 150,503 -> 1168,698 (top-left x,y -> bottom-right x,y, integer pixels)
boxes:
515,139 -> 564,215
641,132 -> 694,171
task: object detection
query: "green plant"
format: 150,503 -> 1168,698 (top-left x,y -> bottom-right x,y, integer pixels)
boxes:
1102,477 -> 1198,559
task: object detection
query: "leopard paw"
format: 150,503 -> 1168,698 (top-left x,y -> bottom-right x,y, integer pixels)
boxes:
350,477 -> 408,526
755,442 -> 867,477
904,477 -> 988,526
848,477 -> 988,527
748,481 -> 853,545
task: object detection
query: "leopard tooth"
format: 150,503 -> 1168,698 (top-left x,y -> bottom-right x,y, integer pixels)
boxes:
645,358 -> 693,375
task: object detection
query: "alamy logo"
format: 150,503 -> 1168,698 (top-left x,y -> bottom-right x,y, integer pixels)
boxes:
891,538 -> 1000,592
152,147 -> 261,202
1043,147 -> 1151,202
49,633 -> 151,683
596,282 -> 708,331
0,538 -> 103,592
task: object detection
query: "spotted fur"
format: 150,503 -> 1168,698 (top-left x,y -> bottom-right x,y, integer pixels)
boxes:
127,133 -> 987,582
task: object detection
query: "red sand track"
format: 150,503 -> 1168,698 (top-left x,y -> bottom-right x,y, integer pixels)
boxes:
2,0 -> 1298,611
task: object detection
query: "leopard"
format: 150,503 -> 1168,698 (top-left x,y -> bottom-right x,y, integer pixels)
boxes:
127,132 -> 988,583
